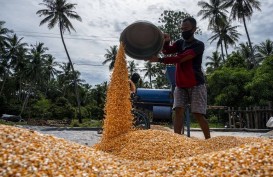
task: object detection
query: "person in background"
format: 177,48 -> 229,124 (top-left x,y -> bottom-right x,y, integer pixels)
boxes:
149,17 -> 210,139
129,73 -> 140,93
97,73 -> 141,134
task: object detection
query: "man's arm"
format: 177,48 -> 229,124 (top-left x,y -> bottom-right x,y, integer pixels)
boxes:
149,41 -> 204,64
149,49 -> 196,64
163,49 -> 196,64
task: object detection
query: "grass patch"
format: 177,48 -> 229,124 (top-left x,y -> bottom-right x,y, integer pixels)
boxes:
0,118 -> 103,128
69,119 -> 102,128
191,122 -> 225,128
0,119 -> 28,126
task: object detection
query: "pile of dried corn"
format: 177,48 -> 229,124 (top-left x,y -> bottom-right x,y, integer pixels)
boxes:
150,124 -> 172,132
95,129 -> 269,161
1,124 -> 273,176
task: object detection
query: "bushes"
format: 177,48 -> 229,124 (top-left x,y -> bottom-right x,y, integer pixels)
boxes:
50,97 -> 75,120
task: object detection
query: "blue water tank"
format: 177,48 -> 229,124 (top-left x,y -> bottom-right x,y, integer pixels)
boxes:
153,106 -> 172,121
136,88 -> 173,104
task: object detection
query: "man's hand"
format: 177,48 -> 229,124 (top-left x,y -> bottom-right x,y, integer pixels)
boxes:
164,33 -> 171,43
147,55 -> 159,62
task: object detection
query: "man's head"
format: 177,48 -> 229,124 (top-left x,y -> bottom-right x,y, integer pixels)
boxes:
181,17 -> 197,41
131,73 -> 140,84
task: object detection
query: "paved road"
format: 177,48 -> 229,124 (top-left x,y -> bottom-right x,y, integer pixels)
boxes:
16,126 -> 102,146
16,125 -> 272,147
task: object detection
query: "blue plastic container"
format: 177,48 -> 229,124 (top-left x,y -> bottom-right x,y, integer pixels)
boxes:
136,88 -> 173,104
153,106 -> 172,120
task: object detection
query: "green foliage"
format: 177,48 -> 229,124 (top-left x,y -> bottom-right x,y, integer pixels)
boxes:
208,115 -> 219,124
70,119 -> 80,127
245,56 -> 273,105
206,51 -> 223,74
0,95 -> 7,106
51,97 -> 75,120
0,119 -> 27,126
79,106 -> 88,118
190,122 -> 224,128
224,51 -> 247,68
90,106 -> 104,120
207,67 -> 254,107
158,10 -> 201,42
70,118 -> 102,128
32,96 -> 52,119
152,63 -> 169,89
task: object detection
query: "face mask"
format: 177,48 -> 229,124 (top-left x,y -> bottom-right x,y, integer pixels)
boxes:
182,29 -> 193,40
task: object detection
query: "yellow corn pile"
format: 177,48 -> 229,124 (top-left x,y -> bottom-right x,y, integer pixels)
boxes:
1,124 -> 273,176
95,129 -> 270,161
1,42 -> 273,176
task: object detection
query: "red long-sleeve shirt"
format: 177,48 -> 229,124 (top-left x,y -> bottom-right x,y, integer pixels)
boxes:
162,39 -> 205,88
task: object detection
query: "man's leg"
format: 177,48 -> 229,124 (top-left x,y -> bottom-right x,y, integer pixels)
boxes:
174,107 -> 185,134
193,113 -> 211,139
190,84 -> 210,139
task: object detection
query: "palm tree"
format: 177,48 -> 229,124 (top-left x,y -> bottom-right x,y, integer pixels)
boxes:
255,39 -> 273,62
205,51 -> 222,73
208,27 -> 225,60
127,60 -> 139,77
153,62 -> 168,89
13,45 -> 28,101
57,62 -> 84,105
0,34 -> 27,96
5,34 -> 28,67
57,62 -> 76,97
43,54 -> 59,95
0,21 -> 12,52
221,21 -> 241,57
224,0 -> 261,62
208,20 -> 241,59
102,45 -> 118,71
197,0 -> 229,61
198,0 -> 228,28
26,43 -> 48,84
20,42 -> 48,116
236,42 -> 258,69
37,0 -> 83,123
141,61 -> 157,88
44,54 -> 59,81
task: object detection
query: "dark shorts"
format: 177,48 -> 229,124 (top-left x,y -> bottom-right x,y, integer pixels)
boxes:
173,84 -> 207,114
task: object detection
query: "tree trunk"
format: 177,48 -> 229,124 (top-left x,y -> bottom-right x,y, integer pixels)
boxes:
220,41 -> 225,62
59,24 -> 82,123
217,28 -> 225,62
224,39 -> 228,58
0,72 -> 7,96
242,15 -> 255,65
0,65 -> 10,96
19,76 -> 22,101
19,87 -> 31,116
149,74 -> 152,88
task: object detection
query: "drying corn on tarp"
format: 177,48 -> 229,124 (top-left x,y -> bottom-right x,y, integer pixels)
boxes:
1,125 -> 273,176
1,43 -> 273,176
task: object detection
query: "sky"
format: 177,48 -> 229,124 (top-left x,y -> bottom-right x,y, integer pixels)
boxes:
0,0 -> 273,86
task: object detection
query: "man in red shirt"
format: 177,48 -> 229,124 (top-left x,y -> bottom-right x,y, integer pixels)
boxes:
149,17 -> 210,139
